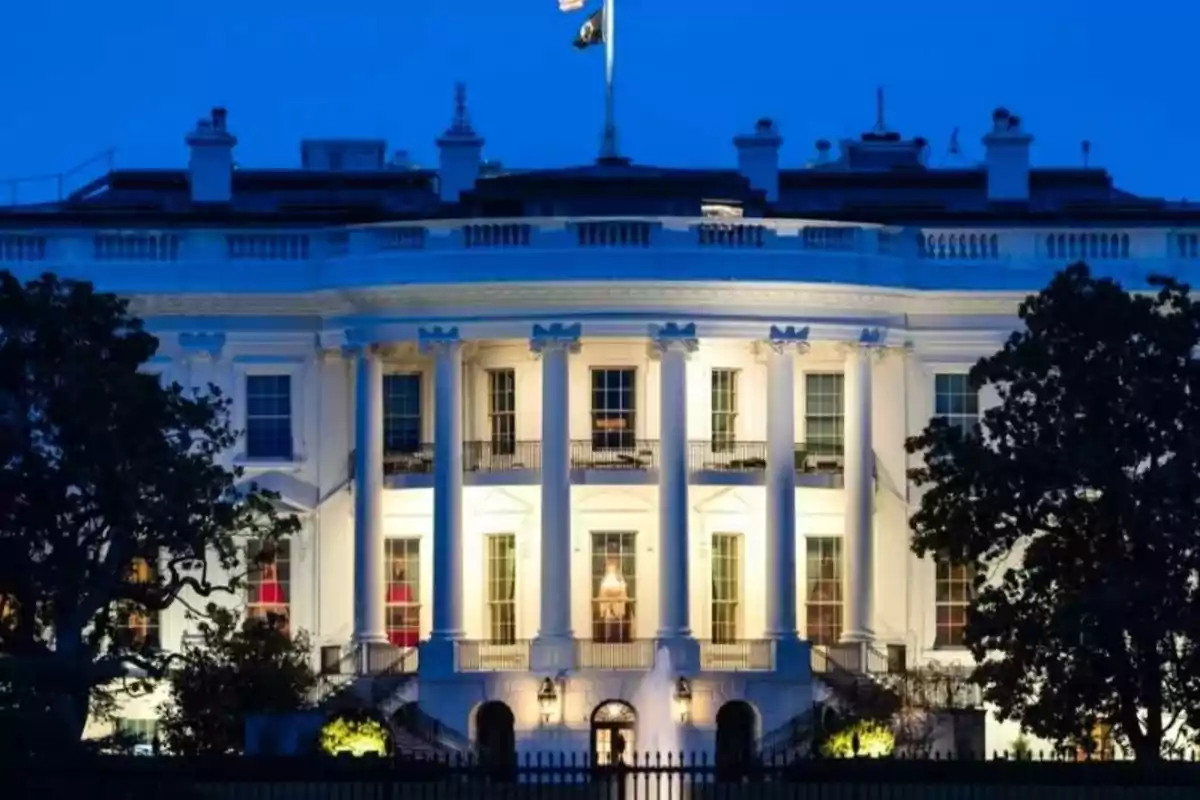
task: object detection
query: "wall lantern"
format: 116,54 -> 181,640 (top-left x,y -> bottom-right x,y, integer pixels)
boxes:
673,677 -> 693,724
537,677 -> 559,725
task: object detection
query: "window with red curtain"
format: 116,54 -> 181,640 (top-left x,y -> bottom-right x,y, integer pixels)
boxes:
386,539 -> 420,647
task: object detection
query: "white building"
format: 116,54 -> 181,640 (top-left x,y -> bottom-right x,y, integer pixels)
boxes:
3,90 -> 1184,760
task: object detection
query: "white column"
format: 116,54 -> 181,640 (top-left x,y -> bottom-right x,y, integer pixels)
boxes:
764,326 -> 808,641
841,329 -> 879,644
350,343 -> 387,646
652,322 -> 697,640
423,326 -> 465,641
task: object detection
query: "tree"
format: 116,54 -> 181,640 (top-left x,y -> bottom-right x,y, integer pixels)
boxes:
907,263 -> 1200,760
0,271 -> 299,752
159,605 -> 316,755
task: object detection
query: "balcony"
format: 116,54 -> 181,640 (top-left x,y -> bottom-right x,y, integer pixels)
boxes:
699,640 -> 775,671
383,444 -> 435,477
576,639 -> 656,670
570,440 -> 659,485
318,642 -> 419,676
455,640 -> 531,672
688,440 -> 845,487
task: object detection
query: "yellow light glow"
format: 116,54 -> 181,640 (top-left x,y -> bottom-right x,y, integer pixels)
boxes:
820,720 -> 895,759
319,716 -> 389,757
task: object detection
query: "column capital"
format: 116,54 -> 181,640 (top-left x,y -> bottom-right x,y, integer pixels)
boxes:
341,328 -> 379,358
766,325 -> 811,354
418,325 -> 462,355
530,322 -> 582,355
178,332 -> 226,362
838,327 -> 903,360
650,322 -> 698,355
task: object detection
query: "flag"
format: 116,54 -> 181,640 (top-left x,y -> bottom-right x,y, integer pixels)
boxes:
574,8 -> 604,49
559,0 -> 586,10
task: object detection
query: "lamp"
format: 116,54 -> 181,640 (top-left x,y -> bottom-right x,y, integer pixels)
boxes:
537,677 -> 559,725
673,677 -> 693,724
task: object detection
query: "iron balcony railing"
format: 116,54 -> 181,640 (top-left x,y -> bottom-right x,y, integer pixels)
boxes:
570,440 -> 659,471
463,440 -> 541,472
383,444 -> 435,476
688,441 -> 845,474
575,639 -> 656,670
455,640 -> 532,672
699,639 -> 775,671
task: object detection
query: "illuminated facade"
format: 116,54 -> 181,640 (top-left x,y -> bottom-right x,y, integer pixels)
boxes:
4,91 -> 1190,759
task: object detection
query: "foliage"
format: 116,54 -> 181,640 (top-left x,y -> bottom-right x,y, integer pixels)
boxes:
1011,733 -> 1033,760
907,263 -> 1200,760
0,271 -> 299,752
820,719 -> 895,758
158,604 -> 316,755
319,715 -> 390,757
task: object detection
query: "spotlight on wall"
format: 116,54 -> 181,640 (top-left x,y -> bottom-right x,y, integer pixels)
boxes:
537,677 -> 559,725
673,677 -> 693,724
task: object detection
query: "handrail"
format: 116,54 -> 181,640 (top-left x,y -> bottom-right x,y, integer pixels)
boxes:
395,703 -> 472,754
1,148 -> 117,206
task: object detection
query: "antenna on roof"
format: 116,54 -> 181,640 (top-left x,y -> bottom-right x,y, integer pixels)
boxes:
874,86 -> 887,133
1081,139 -> 1091,168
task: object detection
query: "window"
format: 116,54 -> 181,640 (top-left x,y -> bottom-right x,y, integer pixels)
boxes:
117,557 -> 160,650
116,718 -> 159,755
486,534 -> 517,644
246,539 -> 290,627
591,368 -> 636,450
934,373 -> 980,436
592,532 -> 636,642
804,373 -> 844,456
935,558 -> 974,648
488,369 -> 516,456
245,375 -> 293,459
805,537 -> 842,646
384,373 -> 422,454
711,534 -> 741,642
386,538 -> 420,647
711,369 -> 738,451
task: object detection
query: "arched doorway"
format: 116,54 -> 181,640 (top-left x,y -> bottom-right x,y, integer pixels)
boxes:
475,701 -> 516,776
591,700 -> 637,765
715,701 -> 757,780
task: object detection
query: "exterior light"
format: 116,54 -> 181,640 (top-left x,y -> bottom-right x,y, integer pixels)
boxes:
537,677 -> 559,725
673,676 -> 693,724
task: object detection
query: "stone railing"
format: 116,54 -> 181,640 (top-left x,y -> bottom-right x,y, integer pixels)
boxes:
455,640 -> 531,672
699,640 -> 775,672
575,639 -> 656,670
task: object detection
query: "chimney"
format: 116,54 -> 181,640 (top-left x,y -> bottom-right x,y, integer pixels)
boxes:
982,107 -> 1033,202
734,118 -> 782,202
185,107 -> 237,204
436,83 -> 484,204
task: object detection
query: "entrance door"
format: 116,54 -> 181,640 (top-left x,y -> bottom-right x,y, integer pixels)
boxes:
715,701 -> 756,780
591,701 -> 637,765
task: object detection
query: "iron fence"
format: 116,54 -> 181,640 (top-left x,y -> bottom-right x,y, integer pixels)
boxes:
6,752 -> 1200,800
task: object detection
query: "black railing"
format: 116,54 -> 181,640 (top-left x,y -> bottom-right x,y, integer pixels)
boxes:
688,440 -> 768,472
383,444 -> 434,476
394,703 -> 472,754
361,642 -> 419,676
570,439 -> 659,470
463,440 -> 541,472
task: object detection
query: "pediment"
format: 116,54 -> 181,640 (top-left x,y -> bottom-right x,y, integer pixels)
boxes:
469,487 -> 534,517
572,488 -> 655,515
692,487 -> 752,516
238,473 -> 318,513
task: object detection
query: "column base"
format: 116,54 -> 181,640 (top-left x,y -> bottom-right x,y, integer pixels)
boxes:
418,637 -> 459,679
653,636 -> 700,674
771,638 -> 812,680
530,635 -> 577,673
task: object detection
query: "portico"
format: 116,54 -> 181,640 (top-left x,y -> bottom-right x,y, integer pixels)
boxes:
346,323 -> 893,677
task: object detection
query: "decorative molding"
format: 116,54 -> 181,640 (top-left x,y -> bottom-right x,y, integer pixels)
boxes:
649,322 -> 699,354
178,332 -> 226,361
417,325 -> 461,355
529,322 -> 582,355
766,324 -> 811,354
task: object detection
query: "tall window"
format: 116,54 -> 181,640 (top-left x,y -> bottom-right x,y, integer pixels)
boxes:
804,373 -> 844,456
245,375 -> 293,459
711,369 -> 738,451
488,369 -> 516,456
246,539 -> 290,627
592,532 -> 636,642
486,534 -> 517,644
117,557 -> 160,650
591,368 -> 636,450
711,533 -> 741,642
116,718 -> 159,755
935,558 -> 974,648
384,373 -> 422,453
805,537 -> 842,645
386,538 -> 421,647
934,373 -> 980,436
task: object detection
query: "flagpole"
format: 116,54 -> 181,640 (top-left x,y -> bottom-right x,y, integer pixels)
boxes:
599,0 -> 618,160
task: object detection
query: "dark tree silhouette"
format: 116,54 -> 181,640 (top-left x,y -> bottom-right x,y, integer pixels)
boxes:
0,271 -> 299,752
907,263 -> 1200,760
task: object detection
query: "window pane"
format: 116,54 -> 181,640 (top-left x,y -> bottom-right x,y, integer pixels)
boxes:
245,375 -> 293,459
117,557 -> 161,650
711,533 -> 740,642
384,374 -> 422,453
711,369 -> 738,450
386,539 -> 421,647
486,534 -> 517,644
591,369 -> 636,450
246,539 -> 291,632
804,374 -> 844,453
933,373 -> 980,435
805,537 -> 842,645
592,532 -> 636,642
488,370 -> 516,455
934,555 -> 974,648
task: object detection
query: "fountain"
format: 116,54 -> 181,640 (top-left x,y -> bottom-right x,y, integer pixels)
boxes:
632,646 -> 683,760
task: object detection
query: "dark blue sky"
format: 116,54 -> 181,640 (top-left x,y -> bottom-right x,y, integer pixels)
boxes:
0,1 -> 1191,200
